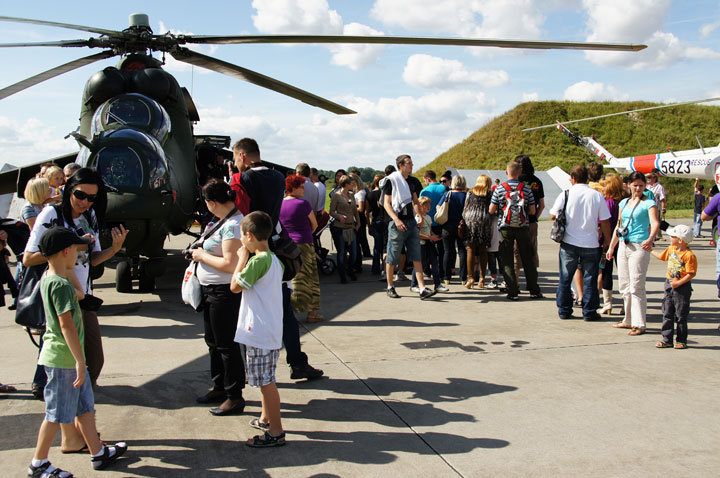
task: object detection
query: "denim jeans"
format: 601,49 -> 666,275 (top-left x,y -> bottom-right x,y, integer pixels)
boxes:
442,228 -> 467,282
330,225 -> 356,281
411,242 -> 441,288
557,242 -> 602,318
370,219 -> 386,274
693,212 -> 703,237
282,283 -> 308,367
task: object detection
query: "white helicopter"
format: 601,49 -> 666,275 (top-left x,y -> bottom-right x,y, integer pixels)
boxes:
524,98 -> 720,187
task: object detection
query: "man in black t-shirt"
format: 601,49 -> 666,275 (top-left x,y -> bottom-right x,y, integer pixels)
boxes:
233,138 -> 323,380
516,155 -> 545,272
381,154 -> 435,300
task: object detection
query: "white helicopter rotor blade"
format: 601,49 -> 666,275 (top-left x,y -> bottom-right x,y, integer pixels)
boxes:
522,97 -> 720,132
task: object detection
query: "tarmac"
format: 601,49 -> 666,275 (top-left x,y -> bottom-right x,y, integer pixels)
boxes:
1,220 -> 719,477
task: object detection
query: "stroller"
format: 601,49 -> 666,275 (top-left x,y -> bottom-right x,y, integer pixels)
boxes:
313,212 -> 336,276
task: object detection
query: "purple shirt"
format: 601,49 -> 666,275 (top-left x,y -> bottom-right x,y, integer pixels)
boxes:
704,193 -> 720,218
280,197 -> 314,244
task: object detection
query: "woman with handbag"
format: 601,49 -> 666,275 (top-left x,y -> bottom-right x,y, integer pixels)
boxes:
189,179 -> 246,416
462,175 -> 493,289
280,174 -> 323,323
606,171 -> 659,335
439,175 -> 468,286
329,175 -> 360,284
23,168 -> 128,388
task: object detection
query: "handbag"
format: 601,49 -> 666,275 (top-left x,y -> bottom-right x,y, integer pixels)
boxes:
434,191 -> 451,225
79,294 -> 104,312
550,190 -> 569,243
15,263 -> 48,330
181,261 -> 203,311
458,219 -> 468,240
271,233 -> 303,282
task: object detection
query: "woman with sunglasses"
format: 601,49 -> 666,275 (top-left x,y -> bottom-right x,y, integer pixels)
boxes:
24,168 -> 128,386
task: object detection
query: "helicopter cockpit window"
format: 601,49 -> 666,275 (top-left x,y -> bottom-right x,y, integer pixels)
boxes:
91,93 -> 171,144
95,146 -> 144,190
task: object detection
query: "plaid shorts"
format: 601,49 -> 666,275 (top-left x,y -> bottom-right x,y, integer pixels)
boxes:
245,346 -> 280,387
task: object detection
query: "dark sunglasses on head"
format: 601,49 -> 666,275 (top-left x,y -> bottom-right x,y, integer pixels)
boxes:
73,190 -> 97,202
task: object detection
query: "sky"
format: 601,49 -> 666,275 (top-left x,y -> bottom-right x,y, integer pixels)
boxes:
1,0 -> 720,172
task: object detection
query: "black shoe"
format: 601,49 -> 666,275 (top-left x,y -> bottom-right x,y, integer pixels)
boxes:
348,271 -> 357,281
387,287 -> 400,298
583,312 -> 602,322
340,276 -> 348,284
290,363 -> 324,380
210,398 -> 245,416
196,389 -> 225,404
91,442 -> 128,470
529,292 -> 544,299
419,288 -> 437,300
559,315 -> 573,320
506,294 -> 519,301
8,302 -> 16,311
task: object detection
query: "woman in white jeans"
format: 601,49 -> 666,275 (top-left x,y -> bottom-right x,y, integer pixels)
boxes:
606,171 -> 659,335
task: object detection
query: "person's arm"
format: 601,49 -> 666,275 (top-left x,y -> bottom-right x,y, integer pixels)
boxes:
90,224 -> 129,266
23,251 -> 47,267
650,250 -> 663,260
606,205 -> 624,260
25,216 -> 37,230
694,178 -> 700,193
599,219 -> 612,249
535,197 -> 545,219
66,268 -> 85,300
352,198 -> 360,229
308,210 -> 318,232
191,238 -> 241,274
329,194 -> 345,223
230,246 -> 251,293
672,270 -> 695,288
384,190 -> 406,231
58,309 -> 86,388
643,205 -> 660,251
412,193 -> 423,227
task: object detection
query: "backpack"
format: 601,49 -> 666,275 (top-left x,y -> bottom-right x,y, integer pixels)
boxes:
229,173 -> 251,216
500,182 -> 527,227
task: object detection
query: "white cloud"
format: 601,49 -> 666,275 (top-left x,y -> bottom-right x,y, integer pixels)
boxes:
402,54 -> 509,89
0,116 -> 76,167
700,20 -> 720,39
330,23 -> 386,70
522,92 -> 539,102
193,108 -> 278,140
582,0 -> 720,70
563,81 -> 629,101
251,0 -> 343,34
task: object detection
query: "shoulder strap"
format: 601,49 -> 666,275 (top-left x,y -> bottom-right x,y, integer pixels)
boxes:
191,207 -> 238,248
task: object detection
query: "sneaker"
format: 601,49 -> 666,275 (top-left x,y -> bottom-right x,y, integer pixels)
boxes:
28,461 -> 73,478
395,272 -> 408,281
419,288 -> 437,300
387,287 -> 400,298
486,279 -> 498,289
410,286 -> 420,293
91,442 -> 127,470
290,363 -> 324,380
435,284 -> 449,292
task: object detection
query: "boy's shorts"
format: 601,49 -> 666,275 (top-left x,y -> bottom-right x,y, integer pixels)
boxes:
43,366 -> 95,424
245,347 -> 280,387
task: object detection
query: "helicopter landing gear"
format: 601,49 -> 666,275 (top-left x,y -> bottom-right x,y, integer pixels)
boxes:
116,260 -> 132,293
138,261 -> 155,292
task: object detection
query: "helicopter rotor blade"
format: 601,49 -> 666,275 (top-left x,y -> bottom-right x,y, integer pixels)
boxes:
0,50 -> 115,100
522,97 -> 720,131
183,34 -> 646,52
0,15 -> 124,37
170,48 -> 356,115
0,39 -> 93,48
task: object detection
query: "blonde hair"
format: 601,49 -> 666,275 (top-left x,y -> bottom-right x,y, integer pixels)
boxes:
603,173 -> 624,201
24,177 -> 50,205
472,175 -> 491,196
418,196 -> 431,207
451,174 -> 466,191
349,173 -> 365,190
44,165 -> 63,181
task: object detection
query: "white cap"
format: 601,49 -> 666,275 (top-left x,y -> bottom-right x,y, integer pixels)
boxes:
666,224 -> 693,244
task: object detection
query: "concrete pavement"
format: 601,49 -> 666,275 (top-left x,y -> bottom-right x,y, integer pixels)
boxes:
1,220 -> 719,477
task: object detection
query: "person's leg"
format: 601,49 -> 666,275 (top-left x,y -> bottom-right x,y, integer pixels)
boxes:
259,381 -> 283,437
456,234 -> 467,282
202,286 -> 224,395
81,310 -> 103,387
75,411 -> 103,456
32,420 -> 60,461
428,243 -> 441,288
499,228 -> 518,296
660,281 -> 675,344
282,284 -> 307,367
516,227 -> 540,295
674,283 -> 691,344
616,241 -> 631,326
213,286 -> 245,401
330,226 -> 347,283
404,219 -> 426,291
693,212 -> 702,237
580,247 -> 602,317
465,244 -> 475,287
347,236 -> 357,277
557,243 -> 579,318
478,246 -> 488,287
371,220 -> 382,274
529,221 -> 539,268
573,268 -> 584,302
385,221 -> 402,289
627,243 -> 651,329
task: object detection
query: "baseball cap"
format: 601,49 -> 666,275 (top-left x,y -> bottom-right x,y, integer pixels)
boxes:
318,174 -> 328,183
666,224 -> 693,244
39,227 -> 92,257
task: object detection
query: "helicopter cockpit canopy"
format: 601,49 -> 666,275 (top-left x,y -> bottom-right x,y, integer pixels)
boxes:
77,128 -> 169,192
91,93 -> 171,145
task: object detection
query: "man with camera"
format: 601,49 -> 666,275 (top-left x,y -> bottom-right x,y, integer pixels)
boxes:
550,165 -> 612,321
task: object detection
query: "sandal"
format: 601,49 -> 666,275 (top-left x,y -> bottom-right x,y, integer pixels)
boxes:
477,278 -> 485,289
28,461 -> 73,477
306,312 -> 324,324
249,418 -> 270,432
612,322 -> 632,329
674,343 -> 688,349
0,383 -> 17,393
91,442 -> 127,470
655,341 -> 673,348
464,280 -> 475,289
627,327 -> 646,336
246,431 -> 286,448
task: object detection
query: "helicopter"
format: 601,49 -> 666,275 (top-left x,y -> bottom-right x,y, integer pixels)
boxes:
0,13 -> 647,292
523,99 -> 720,187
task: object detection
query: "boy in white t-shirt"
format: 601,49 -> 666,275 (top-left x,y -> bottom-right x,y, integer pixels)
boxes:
230,211 -> 286,447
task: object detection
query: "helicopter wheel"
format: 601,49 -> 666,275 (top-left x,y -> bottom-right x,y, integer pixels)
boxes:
116,260 -> 133,293
138,261 -> 156,292
90,264 -> 104,281
320,257 -> 336,276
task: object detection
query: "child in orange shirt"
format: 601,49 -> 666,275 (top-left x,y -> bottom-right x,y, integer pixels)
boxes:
651,224 -> 697,349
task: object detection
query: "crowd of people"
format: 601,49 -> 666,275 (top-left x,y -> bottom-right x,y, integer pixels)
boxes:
2,140 -> 720,475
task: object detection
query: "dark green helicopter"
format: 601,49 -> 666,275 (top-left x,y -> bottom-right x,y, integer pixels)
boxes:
0,13 -> 645,292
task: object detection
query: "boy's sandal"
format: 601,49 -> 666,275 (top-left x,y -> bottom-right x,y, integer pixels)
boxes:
246,431 -> 286,448
28,461 -> 73,477
0,383 -> 17,392
612,322 -> 632,329
249,418 -> 270,432
674,343 -> 688,349
655,341 -> 673,348
628,327 -> 646,336
91,442 -> 127,470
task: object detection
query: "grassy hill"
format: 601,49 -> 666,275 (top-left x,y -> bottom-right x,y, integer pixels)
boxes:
419,101 -> 720,209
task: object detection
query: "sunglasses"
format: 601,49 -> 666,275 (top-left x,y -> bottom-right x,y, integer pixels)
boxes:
72,190 -> 97,202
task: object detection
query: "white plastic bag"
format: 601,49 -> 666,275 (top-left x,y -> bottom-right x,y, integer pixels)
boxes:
181,262 -> 203,311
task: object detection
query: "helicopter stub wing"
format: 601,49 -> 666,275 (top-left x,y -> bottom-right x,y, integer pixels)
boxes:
0,152 -> 78,197
170,48 -> 356,115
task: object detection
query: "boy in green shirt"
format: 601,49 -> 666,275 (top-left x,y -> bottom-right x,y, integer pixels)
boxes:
29,227 -> 127,478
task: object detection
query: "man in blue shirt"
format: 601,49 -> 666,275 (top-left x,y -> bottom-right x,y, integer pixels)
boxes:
420,170 -> 447,281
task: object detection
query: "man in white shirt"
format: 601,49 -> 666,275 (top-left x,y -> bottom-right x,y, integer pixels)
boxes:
647,169 -> 666,240
310,168 -> 326,212
550,165 -> 612,321
295,163 -> 319,212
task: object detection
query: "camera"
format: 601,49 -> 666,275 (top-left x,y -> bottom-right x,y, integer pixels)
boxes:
183,243 -> 200,260
615,226 -> 628,238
